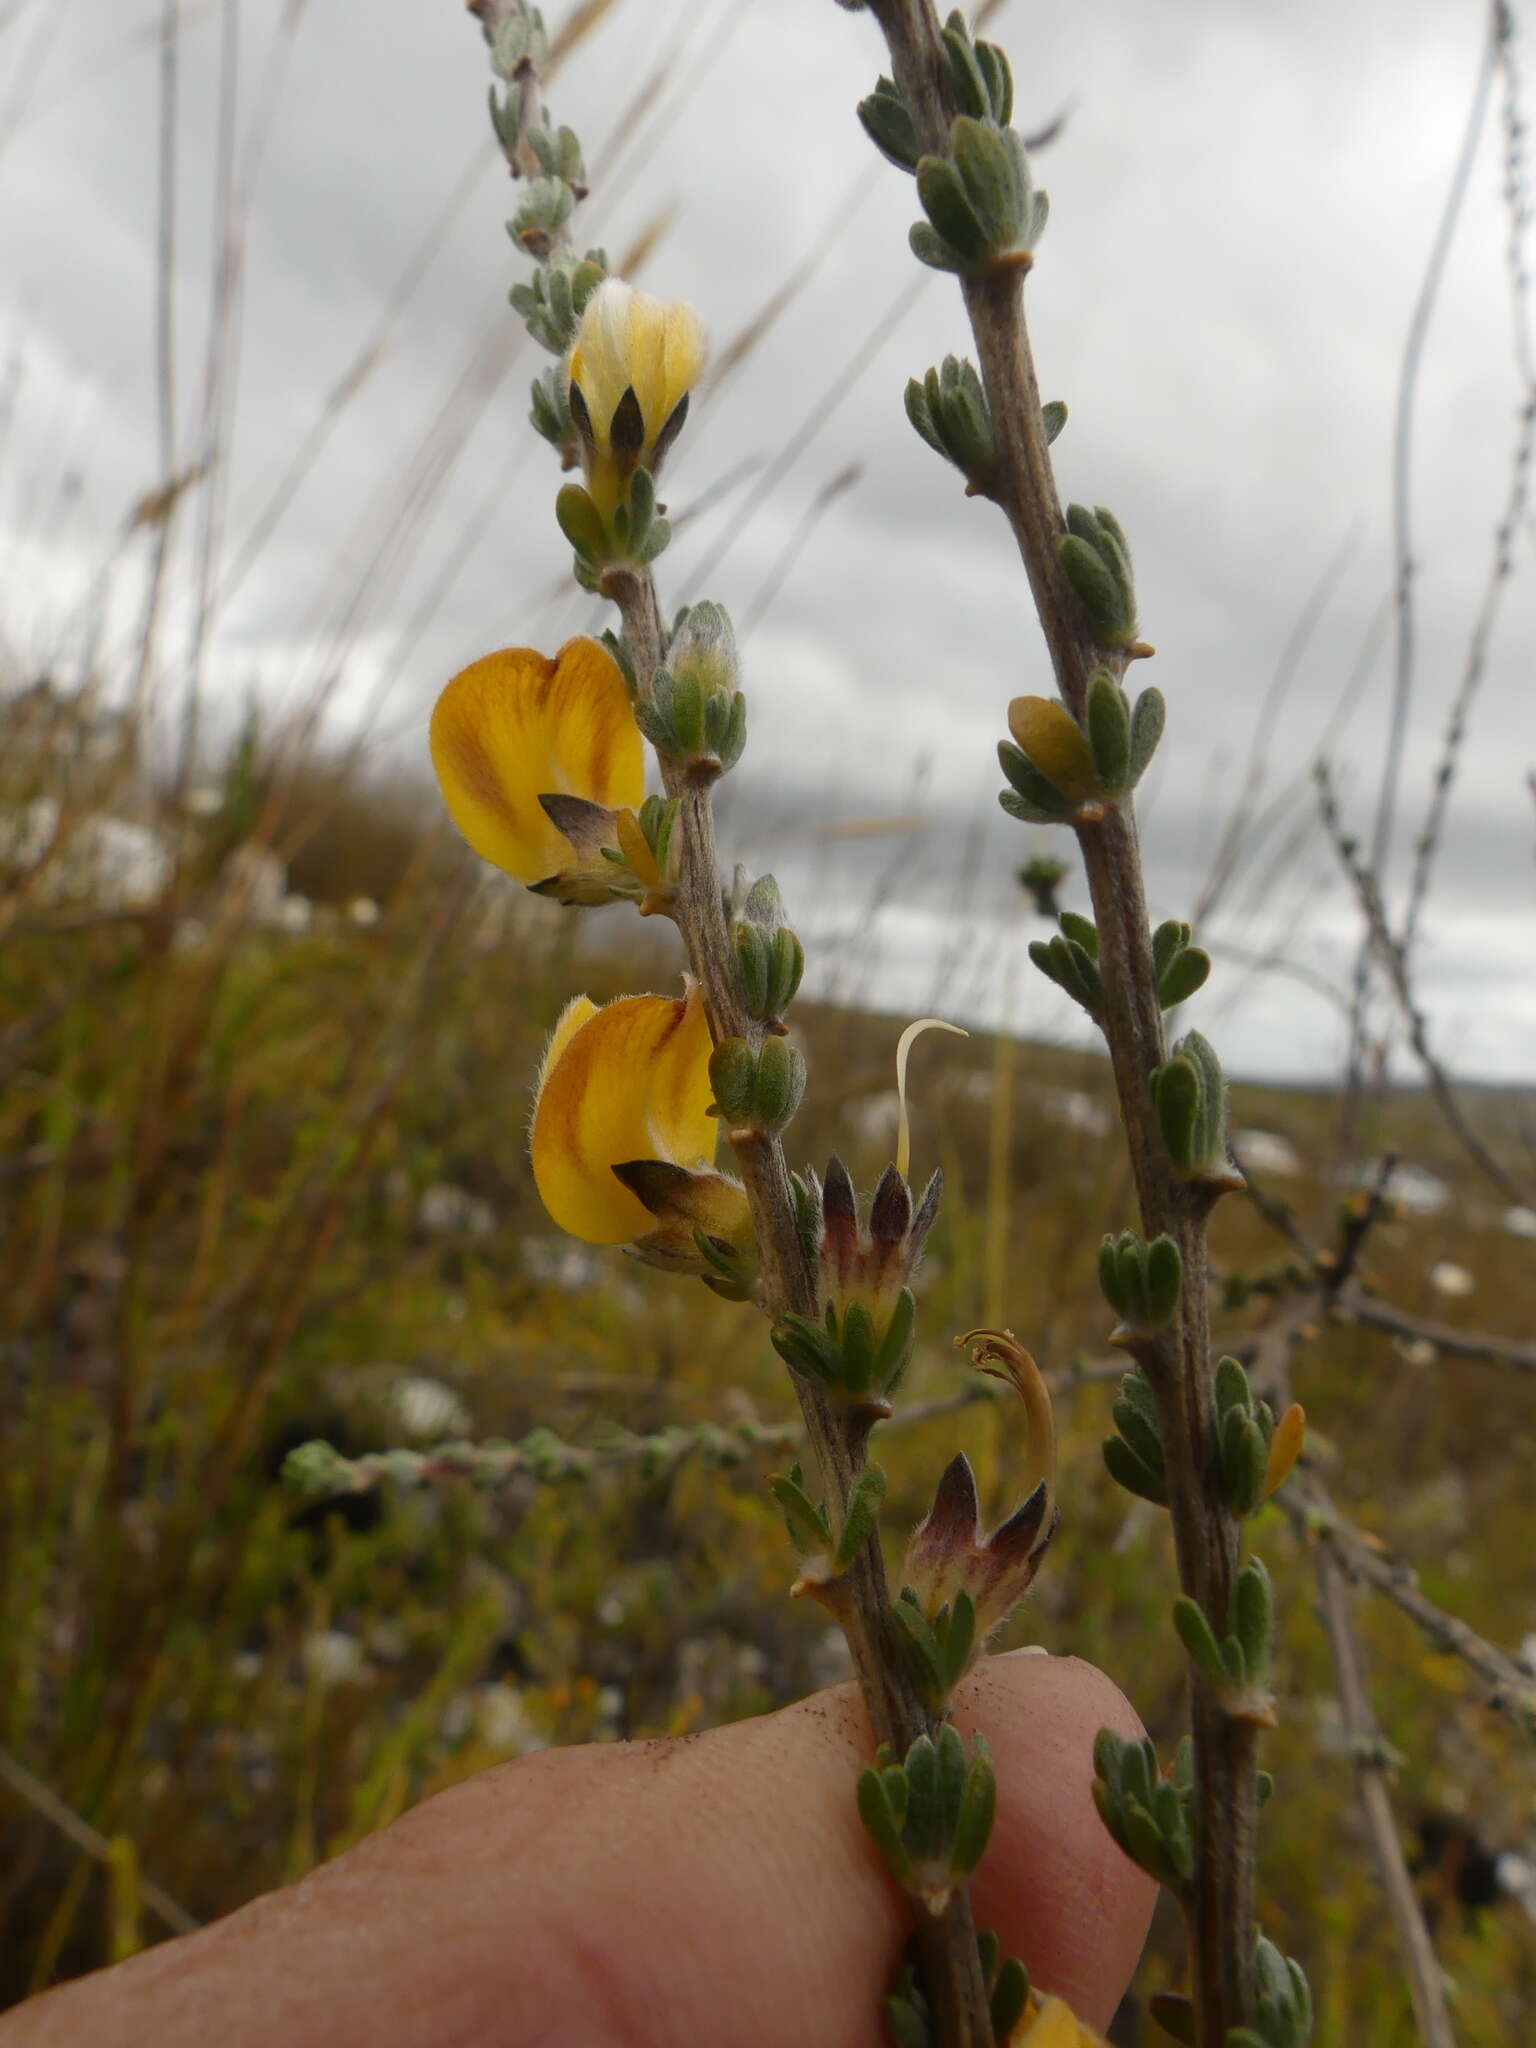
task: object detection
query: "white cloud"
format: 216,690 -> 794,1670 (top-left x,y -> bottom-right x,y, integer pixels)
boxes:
1,0 -> 1531,1076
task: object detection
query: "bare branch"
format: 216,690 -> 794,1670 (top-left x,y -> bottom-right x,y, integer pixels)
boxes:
1312,1544 -> 1460,2048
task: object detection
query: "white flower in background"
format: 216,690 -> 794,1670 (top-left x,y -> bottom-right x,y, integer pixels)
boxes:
347,896 -> 380,926
275,895 -> 314,934
301,1629 -> 370,1690
1428,1260 -> 1475,1299
1047,1088 -> 1113,1137
1232,1129 -> 1303,1178
388,1373 -> 472,1442
439,1683 -> 544,1754
1504,1206 -> 1536,1240
521,1234 -> 601,1289
417,1182 -> 496,1237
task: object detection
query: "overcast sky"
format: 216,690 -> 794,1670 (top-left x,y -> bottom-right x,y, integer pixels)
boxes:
2,0 -> 1534,1083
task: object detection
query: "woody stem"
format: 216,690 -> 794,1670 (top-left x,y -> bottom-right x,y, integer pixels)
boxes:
608,565 -> 995,2048
864,0 -> 1255,2035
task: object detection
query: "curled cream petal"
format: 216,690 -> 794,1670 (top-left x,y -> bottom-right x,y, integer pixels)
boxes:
530,986 -> 716,1244
894,1016 -> 969,1179
429,639 -> 643,885
957,1327 -> 1057,1530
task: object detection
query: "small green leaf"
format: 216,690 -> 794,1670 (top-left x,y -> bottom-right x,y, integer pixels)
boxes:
1214,1355 -> 1250,1414
990,1957 -> 1029,2042
950,1746 -> 997,1875
1128,687 -> 1166,782
915,153 -> 989,263
834,1464 -> 887,1571
1102,1433 -> 1167,1506
1234,1557 -> 1275,1684
1158,945 -> 1211,1009
998,740 -> 1074,817
1144,1234 -> 1184,1325
1059,533 -> 1131,640
1172,1595 -> 1229,1683
1085,668 -> 1132,791
943,1589 -> 976,1688
857,1767 -> 913,1882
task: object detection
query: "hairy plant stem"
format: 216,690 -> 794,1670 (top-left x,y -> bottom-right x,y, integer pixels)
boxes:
608,565 -> 993,2046
866,1 -> 1257,2035
458,10 -> 991,2037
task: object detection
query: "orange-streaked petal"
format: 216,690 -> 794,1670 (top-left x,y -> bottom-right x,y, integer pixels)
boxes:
430,639 -> 643,884
1007,696 -> 1099,804
530,987 -> 716,1244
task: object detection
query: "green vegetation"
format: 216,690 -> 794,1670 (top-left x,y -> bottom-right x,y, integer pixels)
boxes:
2,780 -> 1532,2034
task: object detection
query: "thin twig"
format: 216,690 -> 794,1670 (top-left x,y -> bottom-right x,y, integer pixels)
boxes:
1312,1545 -> 1460,2048
1344,4 -> 1500,1139
0,1746 -> 198,1939
1335,1287 -> 1536,1375
177,0 -> 241,797
1249,1181 -> 1463,2042
1288,1495 -> 1536,1740
127,0 -> 181,729
1317,760 -> 1533,1207
1374,3 -> 1500,901
1402,8 -> 1534,963
1246,1179 -> 1536,1740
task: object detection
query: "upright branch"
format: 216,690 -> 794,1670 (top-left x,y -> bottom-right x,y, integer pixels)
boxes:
425,7 -> 1123,2041
860,3 -> 1309,2039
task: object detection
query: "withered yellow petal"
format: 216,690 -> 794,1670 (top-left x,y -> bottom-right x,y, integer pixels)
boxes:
1262,1401 -> 1306,1500
615,807 -> 658,886
530,986 -> 716,1244
430,639 -> 643,884
1007,696 -> 1099,804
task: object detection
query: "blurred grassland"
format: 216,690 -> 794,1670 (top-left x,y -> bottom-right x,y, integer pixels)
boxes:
1,749 -> 1533,2039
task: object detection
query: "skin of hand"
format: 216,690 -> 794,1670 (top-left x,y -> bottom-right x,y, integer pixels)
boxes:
4,1650 -> 1155,2047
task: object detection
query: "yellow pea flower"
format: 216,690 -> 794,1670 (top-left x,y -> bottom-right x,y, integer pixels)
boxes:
1007,1994 -> 1111,2045
530,984 -> 753,1275
429,637 -> 643,905
567,279 -> 707,521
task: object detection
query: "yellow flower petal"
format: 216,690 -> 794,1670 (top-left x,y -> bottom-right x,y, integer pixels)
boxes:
538,995 -> 597,1096
430,639 -> 643,885
568,279 -> 706,455
530,987 -> 716,1244
1008,1994 -> 1110,2046
1007,696 -> 1099,804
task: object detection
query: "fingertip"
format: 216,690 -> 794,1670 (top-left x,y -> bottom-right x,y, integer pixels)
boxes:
953,1651 -> 1157,2031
